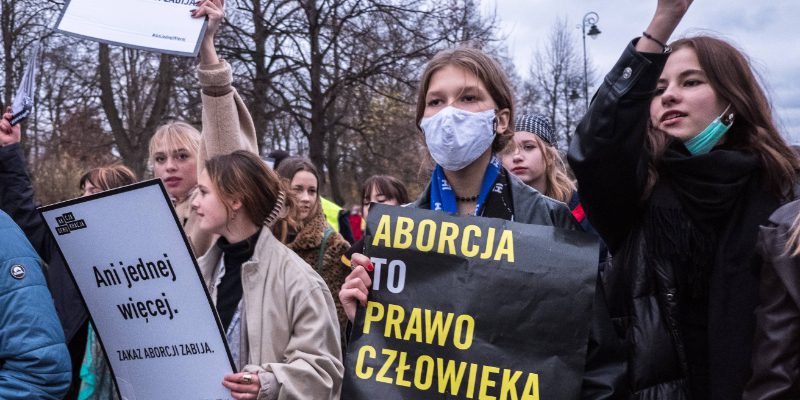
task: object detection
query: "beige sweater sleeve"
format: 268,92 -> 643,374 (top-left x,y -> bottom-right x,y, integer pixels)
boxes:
256,285 -> 344,400
196,59 -> 259,176
186,60 -> 259,257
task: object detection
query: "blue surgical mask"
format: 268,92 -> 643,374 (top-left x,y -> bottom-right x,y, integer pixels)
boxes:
420,107 -> 496,171
684,105 -> 734,155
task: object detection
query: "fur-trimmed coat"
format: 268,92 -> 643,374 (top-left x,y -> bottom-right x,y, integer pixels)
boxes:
285,210 -> 351,339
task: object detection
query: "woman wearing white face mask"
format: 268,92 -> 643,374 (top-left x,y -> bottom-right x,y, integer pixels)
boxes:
340,47 -> 625,397
407,53 -> 577,223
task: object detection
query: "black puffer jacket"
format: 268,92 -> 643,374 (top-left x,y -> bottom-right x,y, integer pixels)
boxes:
568,40 -> 784,399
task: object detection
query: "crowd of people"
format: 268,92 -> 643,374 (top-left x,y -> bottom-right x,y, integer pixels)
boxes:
2,0 -> 800,398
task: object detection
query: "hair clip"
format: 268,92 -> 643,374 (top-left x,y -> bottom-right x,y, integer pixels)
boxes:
263,190 -> 286,227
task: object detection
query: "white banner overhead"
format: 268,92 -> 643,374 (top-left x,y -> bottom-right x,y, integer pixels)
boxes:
39,179 -> 234,400
55,0 -> 207,56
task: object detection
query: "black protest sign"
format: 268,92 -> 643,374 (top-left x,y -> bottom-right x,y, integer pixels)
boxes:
342,204 -> 598,400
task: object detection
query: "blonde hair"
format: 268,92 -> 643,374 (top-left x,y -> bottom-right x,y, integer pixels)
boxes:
503,134 -> 575,203
148,122 -> 200,163
784,212 -> 800,256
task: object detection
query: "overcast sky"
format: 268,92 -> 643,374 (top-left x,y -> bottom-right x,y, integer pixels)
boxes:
490,0 -> 800,142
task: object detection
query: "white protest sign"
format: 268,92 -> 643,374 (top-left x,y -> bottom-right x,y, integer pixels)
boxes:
40,180 -> 234,400
56,0 -> 207,57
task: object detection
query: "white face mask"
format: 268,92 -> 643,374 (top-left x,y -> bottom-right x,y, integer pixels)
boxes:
420,106 -> 496,171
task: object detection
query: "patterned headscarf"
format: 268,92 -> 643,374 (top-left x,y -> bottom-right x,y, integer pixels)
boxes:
515,114 -> 557,147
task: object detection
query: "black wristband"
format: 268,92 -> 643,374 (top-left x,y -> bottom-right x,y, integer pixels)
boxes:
642,31 -> 672,53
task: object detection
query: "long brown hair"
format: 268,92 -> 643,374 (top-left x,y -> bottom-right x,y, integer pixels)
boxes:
276,157 -> 323,224
204,151 -> 297,233
415,47 -> 515,153
644,36 -> 799,200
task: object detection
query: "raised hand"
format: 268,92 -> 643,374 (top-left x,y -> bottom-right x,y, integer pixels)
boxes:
0,107 -> 21,147
192,0 -> 225,64
637,0 -> 694,53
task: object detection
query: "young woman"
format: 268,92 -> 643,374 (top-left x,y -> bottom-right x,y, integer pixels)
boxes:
360,175 -> 410,222
745,199 -> 800,399
149,122 -> 200,214
78,166 -> 136,196
567,0 -> 800,398
500,114 -> 575,203
503,114 -> 609,265
340,47 -> 623,397
502,114 -> 608,260
149,0 -> 258,257
274,157 -> 351,338
192,151 -> 343,399
341,174 -> 411,269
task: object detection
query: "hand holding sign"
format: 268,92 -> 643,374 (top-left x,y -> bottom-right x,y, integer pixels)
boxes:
222,372 -> 260,399
192,0 -> 224,39
342,204 -> 599,400
192,0 -> 224,65
340,254 -> 373,322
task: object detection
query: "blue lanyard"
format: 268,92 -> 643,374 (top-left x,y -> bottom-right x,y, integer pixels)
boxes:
430,155 -> 501,215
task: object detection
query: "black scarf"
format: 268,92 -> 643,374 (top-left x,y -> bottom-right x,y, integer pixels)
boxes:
661,143 -> 760,231
646,143 -> 759,298
648,141 -> 779,399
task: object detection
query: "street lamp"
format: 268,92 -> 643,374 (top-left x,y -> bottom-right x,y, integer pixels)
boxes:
580,11 -> 601,109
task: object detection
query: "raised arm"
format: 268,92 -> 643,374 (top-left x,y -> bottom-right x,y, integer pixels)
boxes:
0,108 -> 89,343
191,0 -> 258,171
567,0 -> 691,252
0,107 -> 46,252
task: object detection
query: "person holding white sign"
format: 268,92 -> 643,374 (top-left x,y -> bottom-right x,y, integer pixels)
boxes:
193,151 -> 343,399
339,45 -> 625,397
149,0 -> 259,257
0,107 -> 139,400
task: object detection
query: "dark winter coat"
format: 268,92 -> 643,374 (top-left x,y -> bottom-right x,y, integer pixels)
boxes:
568,40 -> 784,399
744,199 -> 800,400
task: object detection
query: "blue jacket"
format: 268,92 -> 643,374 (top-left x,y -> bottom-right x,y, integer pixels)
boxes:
0,210 -> 71,399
